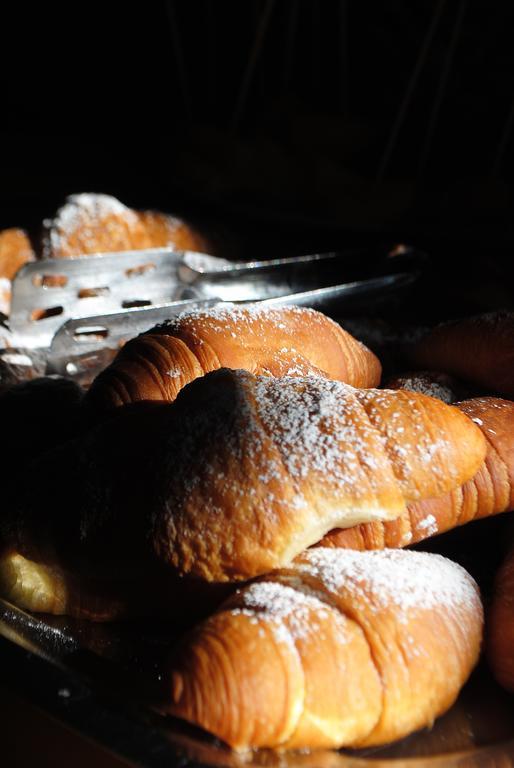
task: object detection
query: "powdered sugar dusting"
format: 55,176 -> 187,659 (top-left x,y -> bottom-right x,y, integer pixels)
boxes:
229,550 -> 479,651
251,375 -> 381,487
354,386 -> 460,486
43,193 -> 138,257
295,549 -> 479,620
157,371 -> 476,579
416,514 -> 438,536
161,372 -> 462,557
389,374 -> 456,404
232,580 -> 337,646
156,303 -> 342,339
59,193 -> 132,221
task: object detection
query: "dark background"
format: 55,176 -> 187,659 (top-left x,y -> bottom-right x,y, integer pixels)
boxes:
1,1 -> 513,313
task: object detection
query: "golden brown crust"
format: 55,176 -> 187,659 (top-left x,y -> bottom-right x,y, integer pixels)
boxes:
85,305 -> 382,412
150,371 -> 485,581
42,193 -> 209,258
0,228 -> 35,280
0,228 -> 36,315
164,549 -> 483,750
318,397 -> 514,550
9,370 -> 485,591
406,312 -> 514,399
137,210 -> 209,253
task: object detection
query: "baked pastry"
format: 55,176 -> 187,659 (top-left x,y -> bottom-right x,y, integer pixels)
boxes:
0,546 -> 232,624
488,545 -> 514,692
319,397 -> 514,550
42,193 -> 210,258
384,370 -> 469,404
4,369 -> 486,609
85,305 -> 382,412
406,312 -> 514,399
164,548 -> 483,750
0,228 -> 35,315
150,373 -> 485,581
0,552 -> 129,621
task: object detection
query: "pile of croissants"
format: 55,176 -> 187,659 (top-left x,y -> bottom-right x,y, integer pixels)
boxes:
2,195 -> 514,753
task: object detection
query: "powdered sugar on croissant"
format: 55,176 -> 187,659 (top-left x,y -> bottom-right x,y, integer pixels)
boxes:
165,548 -> 483,750
85,304 -> 382,412
152,369 -> 486,580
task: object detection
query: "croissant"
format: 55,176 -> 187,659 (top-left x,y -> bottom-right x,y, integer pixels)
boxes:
383,370 -> 470,404
85,305 -> 382,412
0,228 -> 35,315
319,397 -> 514,550
0,551 -> 129,622
42,193 -> 210,258
4,369 -> 486,607
488,545 -> 514,692
164,548 -> 483,750
405,312 -> 514,399
0,547 -> 232,624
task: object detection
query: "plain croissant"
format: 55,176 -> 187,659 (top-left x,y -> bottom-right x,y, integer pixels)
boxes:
4,369 -> 486,605
318,397 -> 514,551
85,304 -> 382,411
164,548 -> 483,750
405,312 -> 514,399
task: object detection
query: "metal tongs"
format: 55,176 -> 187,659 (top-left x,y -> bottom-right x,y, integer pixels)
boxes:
6,244 -> 425,378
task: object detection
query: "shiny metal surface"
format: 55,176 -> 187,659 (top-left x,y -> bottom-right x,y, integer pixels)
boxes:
8,249 -> 349,349
8,249 -> 229,349
9,244 -> 424,350
46,270 -> 416,380
44,241 -> 423,380
1,596 -> 514,768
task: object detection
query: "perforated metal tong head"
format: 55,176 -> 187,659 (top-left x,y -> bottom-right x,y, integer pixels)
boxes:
43,245 -> 424,380
6,243 -> 425,381
9,248 -> 345,349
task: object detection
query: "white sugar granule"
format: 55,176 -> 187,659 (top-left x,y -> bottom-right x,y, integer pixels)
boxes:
165,368 -> 182,379
417,514 -> 438,536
